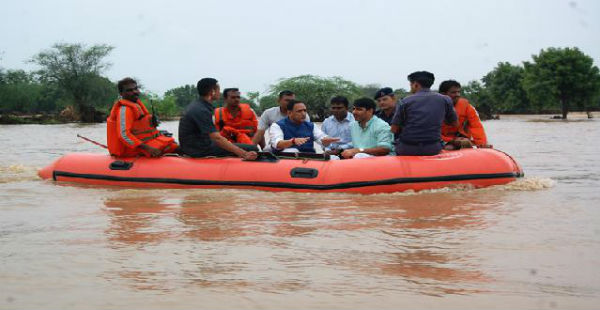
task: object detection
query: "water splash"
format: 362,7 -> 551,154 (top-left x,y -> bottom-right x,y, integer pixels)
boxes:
370,177 -> 554,197
0,165 -> 40,183
96,178 -> 554,200
492,177 -> 555,191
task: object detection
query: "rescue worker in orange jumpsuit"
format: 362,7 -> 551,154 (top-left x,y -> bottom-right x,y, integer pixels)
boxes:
439,80 -> 492,150
107,77 -> 179,157
214,88 -> 258,144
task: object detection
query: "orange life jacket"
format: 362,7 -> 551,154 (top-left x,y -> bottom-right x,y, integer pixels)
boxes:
107,99 -> 177,157
441,98 -> 488,146
220,126 -> 253,144
214,103 -> 257,143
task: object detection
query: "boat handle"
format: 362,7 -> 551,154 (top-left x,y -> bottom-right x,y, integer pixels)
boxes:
290,167 -> 318,178
109,160 -> 133,170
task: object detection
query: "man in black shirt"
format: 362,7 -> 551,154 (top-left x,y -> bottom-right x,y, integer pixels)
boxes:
178,78 -> 258,159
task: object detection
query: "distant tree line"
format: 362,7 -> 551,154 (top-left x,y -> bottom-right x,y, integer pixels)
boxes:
0,43 -> 117,123
1,43 -> 599,124
462,47 -> 600,119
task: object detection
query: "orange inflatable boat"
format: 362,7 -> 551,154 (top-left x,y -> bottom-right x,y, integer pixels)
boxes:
38,149 -> 522,194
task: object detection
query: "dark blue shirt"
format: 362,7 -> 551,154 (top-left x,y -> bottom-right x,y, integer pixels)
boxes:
275,118 -> 316,153
375,108 -> 395,125
375,106 -> 399,141
178,99 -> 218,156
391,89 -> 457,144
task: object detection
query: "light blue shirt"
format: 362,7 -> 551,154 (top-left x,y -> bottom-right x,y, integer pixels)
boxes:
350,116 -> 393,151
321,112 -> 354,151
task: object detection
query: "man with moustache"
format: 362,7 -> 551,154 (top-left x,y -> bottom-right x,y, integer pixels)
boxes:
106,77 -> 178,158
269,99 -> 338,153
340,98 -> 393,159
214,87 -> 259,144
252,90 -> 311,149
321,96 -> 354,156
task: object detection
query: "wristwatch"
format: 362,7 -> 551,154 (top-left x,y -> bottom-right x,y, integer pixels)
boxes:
358,148 -> 365,152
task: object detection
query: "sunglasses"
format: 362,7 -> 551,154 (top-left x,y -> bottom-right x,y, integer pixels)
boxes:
124,86 -> 139,92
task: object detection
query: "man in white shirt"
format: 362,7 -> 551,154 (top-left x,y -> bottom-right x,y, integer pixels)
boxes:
269,99 -> 338,153
252,90 -> 310,149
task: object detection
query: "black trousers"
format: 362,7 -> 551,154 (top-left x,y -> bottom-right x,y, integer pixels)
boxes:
395,141 -> 443,156
185,143 -> 258,158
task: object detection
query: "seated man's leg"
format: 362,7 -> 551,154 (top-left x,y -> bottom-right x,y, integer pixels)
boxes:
419,142 -> 442,156
184,146 -> 228,158
144,136 -> 179,156
262,145 -> 271,152
354,152 -> 374,159
182,144 -> 236,158
163,141 -> 179,154
396,142 -> 441,156
234,143 -> 259,152
192,143 -> 258,158
443,142 -> 457,151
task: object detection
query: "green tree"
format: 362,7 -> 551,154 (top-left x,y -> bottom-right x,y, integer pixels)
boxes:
164,84 -> 197,108
394,88 -> 409,99
267,75 -> 362,121
359,83 -> 381,98
156,95 -> 180,118
246,91 -> 260,109
257,94 -> 278,114
482,62 -> 530,113
30,42 -> 115,122
139,92 -> 180,119
462,80 -> 495,120
359,84 -> 409,100
522,47 -> 600,119
0,70 -> 42,113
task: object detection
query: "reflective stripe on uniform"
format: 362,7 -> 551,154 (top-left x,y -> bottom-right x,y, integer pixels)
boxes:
131,129 -> 156,135
119,106 -> 136,146
139,133 -> 161,142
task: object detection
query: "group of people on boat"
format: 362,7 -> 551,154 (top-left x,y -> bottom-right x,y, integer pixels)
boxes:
106,71 -> 491,160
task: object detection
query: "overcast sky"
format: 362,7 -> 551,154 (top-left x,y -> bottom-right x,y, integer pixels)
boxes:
1,0 -> 598,96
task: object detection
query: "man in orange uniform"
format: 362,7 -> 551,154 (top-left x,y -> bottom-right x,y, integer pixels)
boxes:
439,80 -> 492,149
107,77 -> 178,157
214,88 -> 258,144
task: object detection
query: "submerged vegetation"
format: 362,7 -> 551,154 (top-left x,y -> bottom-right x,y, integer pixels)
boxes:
1,43 -> 599,124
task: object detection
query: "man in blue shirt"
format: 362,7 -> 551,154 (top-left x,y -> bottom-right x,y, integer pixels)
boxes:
341,98 -> 393,159
391,71 -> 458,156
321,96 -> 354,156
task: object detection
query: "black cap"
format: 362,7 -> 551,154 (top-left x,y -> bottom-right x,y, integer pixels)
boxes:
374,87 -> 394,100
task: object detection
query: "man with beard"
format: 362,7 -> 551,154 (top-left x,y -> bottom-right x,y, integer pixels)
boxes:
106,77 -> 178,157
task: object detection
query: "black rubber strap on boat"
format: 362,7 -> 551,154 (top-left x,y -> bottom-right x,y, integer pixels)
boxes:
53,170 -> 522,191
